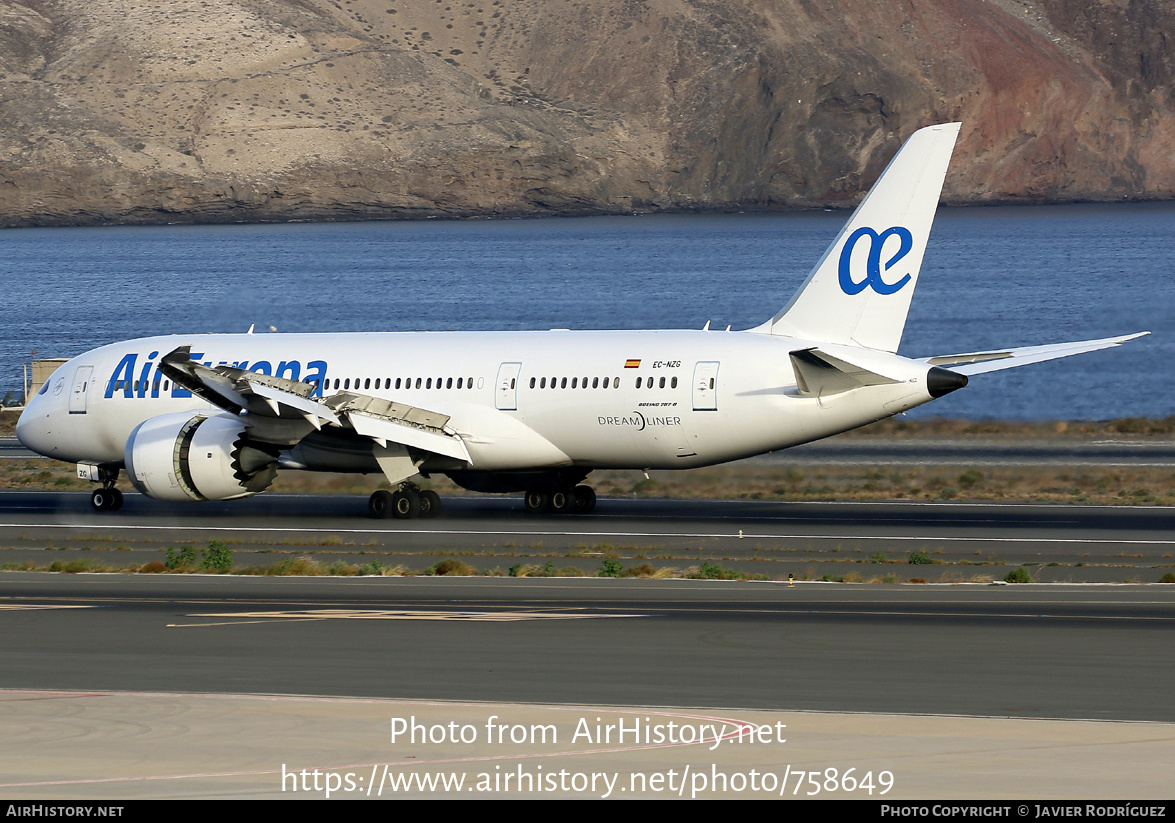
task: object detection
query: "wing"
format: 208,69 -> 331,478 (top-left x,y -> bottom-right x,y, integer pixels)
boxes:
156,346 -> 472,464
921,332 -> 1149,376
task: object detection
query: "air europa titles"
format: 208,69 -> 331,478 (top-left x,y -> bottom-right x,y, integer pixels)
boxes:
103,351 -> 329,399
598,411 -> 682,431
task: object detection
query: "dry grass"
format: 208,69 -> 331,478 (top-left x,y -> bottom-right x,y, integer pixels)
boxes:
589,464 -> 1175,507
5,456 -> 1175,506
841,416 -> 1175,439
5,412 -> 1175,506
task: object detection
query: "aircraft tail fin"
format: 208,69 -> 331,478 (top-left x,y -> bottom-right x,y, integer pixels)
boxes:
753,122 -> 961,352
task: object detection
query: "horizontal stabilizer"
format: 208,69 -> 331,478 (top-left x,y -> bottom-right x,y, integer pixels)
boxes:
790,347 -> 903,397
923,332 -> 1149,375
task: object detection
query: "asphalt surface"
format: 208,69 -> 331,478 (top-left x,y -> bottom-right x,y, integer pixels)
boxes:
1,491 -> 1173,582
4,500 -> 1173,799
3,573 -> 1173,722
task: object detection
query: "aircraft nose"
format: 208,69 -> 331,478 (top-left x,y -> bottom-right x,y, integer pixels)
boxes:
926,366 -> 969,398
16,394 -> 56,457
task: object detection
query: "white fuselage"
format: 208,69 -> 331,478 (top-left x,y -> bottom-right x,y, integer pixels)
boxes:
17,329 -> 940,475
13,125 -> 1145,514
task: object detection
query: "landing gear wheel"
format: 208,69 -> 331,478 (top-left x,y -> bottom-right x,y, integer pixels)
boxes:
392,488 -> 421,519
573,485 -> 596,514
91,488 -> 122,512
549,488 -> 575,515
524,490 -> 549,514
418,489 -> 441,519
368,489 -> 395,519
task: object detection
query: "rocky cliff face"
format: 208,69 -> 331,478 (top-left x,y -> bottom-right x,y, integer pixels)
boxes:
1,0 -> 1171,226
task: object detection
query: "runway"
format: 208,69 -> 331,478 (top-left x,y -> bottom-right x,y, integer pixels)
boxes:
2,492 -> 1173,799
1,490 -> 1173,582
3,573 -> 1172,721
2,573 -> 1174,799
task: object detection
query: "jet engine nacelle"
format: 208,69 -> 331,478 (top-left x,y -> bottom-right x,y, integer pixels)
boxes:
124,412 -> 278,502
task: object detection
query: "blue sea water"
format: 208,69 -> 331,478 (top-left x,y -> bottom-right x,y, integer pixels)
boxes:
3,203 -> 1172,420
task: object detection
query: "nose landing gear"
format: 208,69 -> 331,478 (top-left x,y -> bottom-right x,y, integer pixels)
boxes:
91,487 -> 123,511
85,465 -> 124,512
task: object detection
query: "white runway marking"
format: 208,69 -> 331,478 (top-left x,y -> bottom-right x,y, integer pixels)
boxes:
0,520 -> 1171,546
169,608 -> 647,627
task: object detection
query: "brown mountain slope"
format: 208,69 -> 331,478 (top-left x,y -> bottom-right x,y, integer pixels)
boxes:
0,0 -> 1171,226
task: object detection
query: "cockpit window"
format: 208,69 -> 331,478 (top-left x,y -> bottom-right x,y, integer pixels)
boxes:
37,380 -> 51,395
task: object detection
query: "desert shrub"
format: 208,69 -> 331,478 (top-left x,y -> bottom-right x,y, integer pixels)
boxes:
598,558 -> 623,578
621,563 -> 655,578
358,560 -> 385,576
428,559 -> 477,576
958,470 -> 984,489
165,545 -> 198,570
201,541 -> 232,573
272,555 -> 325,575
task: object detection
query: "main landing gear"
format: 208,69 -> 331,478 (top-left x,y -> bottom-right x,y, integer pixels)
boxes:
368,483 -> 440,520
89,466 -> 123,512
524,484 -> 596,515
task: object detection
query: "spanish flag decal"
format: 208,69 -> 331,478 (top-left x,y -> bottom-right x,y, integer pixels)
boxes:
624,359 -> 641,369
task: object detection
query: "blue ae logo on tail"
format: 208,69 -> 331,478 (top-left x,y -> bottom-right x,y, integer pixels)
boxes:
837,226 -> 914,295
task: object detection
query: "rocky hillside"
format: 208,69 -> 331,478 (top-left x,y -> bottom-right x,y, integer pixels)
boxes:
1,0 -> 1171,226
